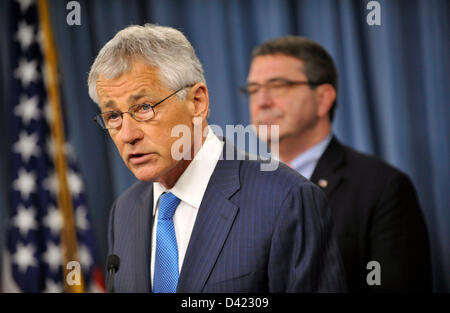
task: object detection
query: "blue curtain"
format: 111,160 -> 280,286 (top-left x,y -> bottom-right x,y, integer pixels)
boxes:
1,0 -> 448,292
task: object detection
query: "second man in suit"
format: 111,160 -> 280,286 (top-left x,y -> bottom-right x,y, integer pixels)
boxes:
244,35 -> 431,292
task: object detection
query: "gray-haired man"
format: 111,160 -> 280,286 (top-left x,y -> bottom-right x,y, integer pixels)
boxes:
89,25 -> 346,293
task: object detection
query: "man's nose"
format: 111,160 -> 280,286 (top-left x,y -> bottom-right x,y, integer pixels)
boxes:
251,86 -> 273,109
117,113 -> 143,144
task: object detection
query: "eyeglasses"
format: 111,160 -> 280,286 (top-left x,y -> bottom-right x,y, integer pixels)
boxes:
240,78 -> 326,98
93,86 -> 188,129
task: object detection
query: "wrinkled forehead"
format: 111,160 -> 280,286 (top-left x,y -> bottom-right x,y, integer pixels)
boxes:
98,57 -> 161,82
96,61 -> 166,109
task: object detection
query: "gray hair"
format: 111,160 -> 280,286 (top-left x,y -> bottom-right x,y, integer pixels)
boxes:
88,24 -> 206,106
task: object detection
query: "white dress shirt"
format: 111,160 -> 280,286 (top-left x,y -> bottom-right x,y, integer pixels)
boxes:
290,134 -> 332,179
150,126 -> 224,288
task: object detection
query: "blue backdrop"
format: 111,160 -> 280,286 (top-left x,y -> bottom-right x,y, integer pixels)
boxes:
1,0 -> 448,292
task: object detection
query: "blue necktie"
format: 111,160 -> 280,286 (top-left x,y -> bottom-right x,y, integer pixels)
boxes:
154,192 -> 181,293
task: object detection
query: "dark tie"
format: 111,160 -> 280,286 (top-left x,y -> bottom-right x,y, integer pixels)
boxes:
153,192 -> 181,293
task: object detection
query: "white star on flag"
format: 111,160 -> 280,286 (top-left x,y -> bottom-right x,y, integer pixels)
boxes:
14,58 -> 40,88
68,170 -> 84,197
13,242 -> 38,273
43,206 -> 62,236
75,206 -> 90,231
78,244 -> 93,271
15,20 -> 34,51
13,168 -> 36,200
14,95 -> 41,125
42,241 -> 62,273
44,279 -> 63,293
12,205 -> 38,237
16,0 -> 35,13
13,131 -> 40,162
65,143 -> 76,162
46,139 -> 74,160
42,170 -> 58,196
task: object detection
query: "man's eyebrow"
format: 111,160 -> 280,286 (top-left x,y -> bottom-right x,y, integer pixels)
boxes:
128,90 -> 155,104
101,91 -> 153,110
101,100 -> 116,110
128,93 -> 145,104
247,77 -> 288,85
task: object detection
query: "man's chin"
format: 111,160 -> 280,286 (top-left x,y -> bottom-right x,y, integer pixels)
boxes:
130,163 -> 178,184
256,131 -> 284,143
128,165 -> 161,182
133,172 -> 158,182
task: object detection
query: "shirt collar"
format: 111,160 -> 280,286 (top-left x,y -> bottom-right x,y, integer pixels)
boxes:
153,126 -> 224,215
290,133 -> 332,178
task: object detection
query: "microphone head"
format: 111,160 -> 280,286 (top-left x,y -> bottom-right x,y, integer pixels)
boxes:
107,254 -> 120,272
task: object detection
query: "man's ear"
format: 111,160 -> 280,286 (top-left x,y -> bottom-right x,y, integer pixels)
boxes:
188,83 -> 209,122
316,84 -> 336,118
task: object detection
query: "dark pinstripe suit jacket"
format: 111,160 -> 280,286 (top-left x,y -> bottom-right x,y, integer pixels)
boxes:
107,142 -> 347,292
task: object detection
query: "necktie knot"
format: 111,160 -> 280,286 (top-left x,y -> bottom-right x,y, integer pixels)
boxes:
158,192 -> 180,220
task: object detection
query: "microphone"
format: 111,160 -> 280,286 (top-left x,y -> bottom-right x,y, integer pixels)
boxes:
106,254 -> 120,293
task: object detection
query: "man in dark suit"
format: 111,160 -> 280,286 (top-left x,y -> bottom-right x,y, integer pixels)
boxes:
88,24 -> 346,292
244,36 -> 431,292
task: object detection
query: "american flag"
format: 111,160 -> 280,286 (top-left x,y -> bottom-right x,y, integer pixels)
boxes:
3,0 -> 104,292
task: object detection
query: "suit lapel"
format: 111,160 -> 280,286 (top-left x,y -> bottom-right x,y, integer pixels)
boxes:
177,156 -> 241,293
310,136 -> 346,199
132,182 -> 154,292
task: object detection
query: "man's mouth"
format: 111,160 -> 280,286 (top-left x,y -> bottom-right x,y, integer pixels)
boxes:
128,153 -> 154,165
257,112 -> 283,125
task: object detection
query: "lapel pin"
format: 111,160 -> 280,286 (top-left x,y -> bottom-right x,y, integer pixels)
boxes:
318,179 -> 328,188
